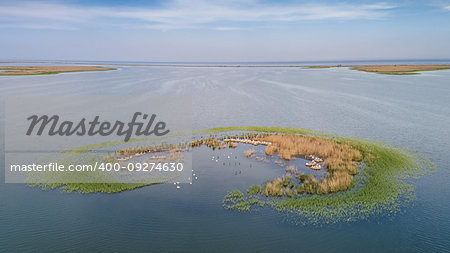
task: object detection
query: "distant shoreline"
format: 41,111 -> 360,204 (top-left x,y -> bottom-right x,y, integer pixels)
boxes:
1,63 -> 450,75
0,66 -> 116,76
309,64 -> 450,75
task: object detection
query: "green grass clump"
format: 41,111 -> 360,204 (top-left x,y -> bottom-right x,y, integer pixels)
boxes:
247,185 -> 262,195
297,185 -> 305,194
282,175 -> 291,187
297,174 -> 308,182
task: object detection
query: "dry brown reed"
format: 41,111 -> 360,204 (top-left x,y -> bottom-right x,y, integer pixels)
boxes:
264,178 -> 283,197
245,150 -> 255,157
317,171 -> 353,193
265,144 -> 278,156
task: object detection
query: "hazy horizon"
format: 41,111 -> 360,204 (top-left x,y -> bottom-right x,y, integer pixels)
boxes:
2,58 -> 450,64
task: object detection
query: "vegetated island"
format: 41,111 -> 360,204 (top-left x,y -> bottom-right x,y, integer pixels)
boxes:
308,64 -> 450,75
28,126 -> 433,224
0,66 -> 116,76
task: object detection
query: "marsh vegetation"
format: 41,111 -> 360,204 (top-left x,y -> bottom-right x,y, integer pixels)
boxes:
212,126 -> 432,224
0,66 -> 115,75
350,65 -> 450,75
306,64 -> 450,75
261,134 -> 362,193
29,126 -> 432,224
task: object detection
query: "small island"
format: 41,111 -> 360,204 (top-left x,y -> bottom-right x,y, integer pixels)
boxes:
308,64 -> 450,75
351,65 -> 450,75
0,66 -> 115,76
27,126 -> 433,224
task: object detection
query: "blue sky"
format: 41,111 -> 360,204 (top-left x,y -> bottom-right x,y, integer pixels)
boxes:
1,0 -> 449,62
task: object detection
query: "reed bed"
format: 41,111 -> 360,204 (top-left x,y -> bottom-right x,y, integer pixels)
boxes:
265,144 -> 278,156
228,142 -> 237,148
100,141 -> 188,164
259,134 -> 362,194
264,178 -> 284,197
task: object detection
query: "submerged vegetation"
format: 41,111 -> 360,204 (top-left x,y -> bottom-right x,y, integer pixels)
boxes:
223,190 -> 264,211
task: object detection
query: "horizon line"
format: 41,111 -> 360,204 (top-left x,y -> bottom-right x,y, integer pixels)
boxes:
2,58 -> 450,65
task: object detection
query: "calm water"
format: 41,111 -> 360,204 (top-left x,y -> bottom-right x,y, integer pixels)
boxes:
1,62 -> 450,252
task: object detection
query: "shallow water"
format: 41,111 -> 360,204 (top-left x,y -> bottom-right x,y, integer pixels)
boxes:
1,63 -> 450,252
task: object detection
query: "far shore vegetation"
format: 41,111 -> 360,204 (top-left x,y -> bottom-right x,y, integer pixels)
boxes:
0,66 -> 115,76
308,64 -> 450,75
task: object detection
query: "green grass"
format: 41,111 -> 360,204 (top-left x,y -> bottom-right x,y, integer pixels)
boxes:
34,182 -> 152,193
26,140 -> 181,193
247,185 -> 262,195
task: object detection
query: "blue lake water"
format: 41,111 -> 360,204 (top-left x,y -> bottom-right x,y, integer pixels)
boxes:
0,62 -> 450,252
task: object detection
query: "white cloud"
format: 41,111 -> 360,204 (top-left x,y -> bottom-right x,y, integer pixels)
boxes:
214,27 -> 245,31
444,6 -> 450,11
0,1 -> 397,30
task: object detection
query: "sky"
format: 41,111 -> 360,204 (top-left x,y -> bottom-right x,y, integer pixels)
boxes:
0,0 -> 450,62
